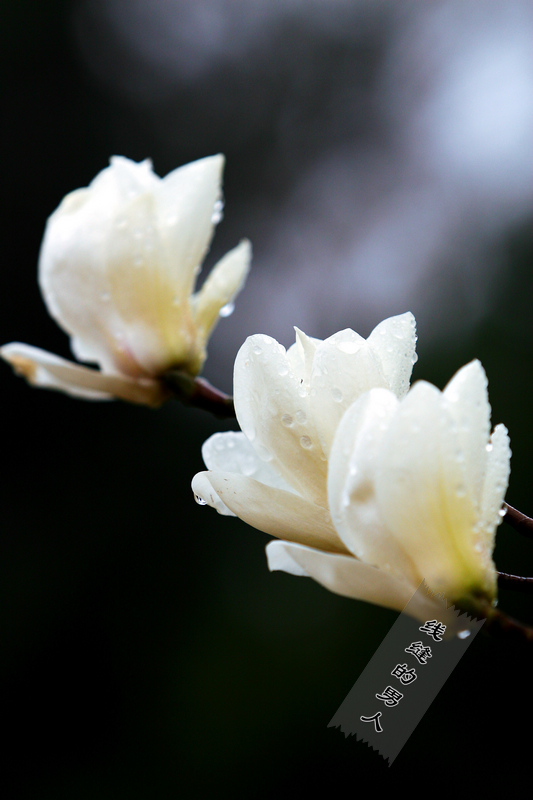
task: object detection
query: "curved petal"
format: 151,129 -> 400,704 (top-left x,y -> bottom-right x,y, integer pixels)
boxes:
328,389 -> 420,586
266,540 -> 426,616
375,381 -> 494,599
309,329 -> 389,457
1,343 -> 167,406
201,431 -> 297,493
191,470 -> 345,553
366,312 -> 417,398
234,335 -> 328,505
479,423 -> 511,553
192,239 -> 251,342
443,360 -> 490,512
309,314 -> 417,457
39,155 -> 224,378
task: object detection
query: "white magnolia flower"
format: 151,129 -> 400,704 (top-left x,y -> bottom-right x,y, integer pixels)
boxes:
193,317 -> 510,620
2,155 -> 251,406
192,311 -> 417,550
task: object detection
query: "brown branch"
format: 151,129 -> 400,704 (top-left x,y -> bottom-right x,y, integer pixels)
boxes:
497,571 -> 533,594
502,503 -> 533,540
481,605 -> 533,645
162,370 -> 236,419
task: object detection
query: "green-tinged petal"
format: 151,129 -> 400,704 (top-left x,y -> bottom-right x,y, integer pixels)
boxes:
328,388 -> 420,586
192,239 -> 251,342
191,470 -> 345,553
375,381 -> 494,600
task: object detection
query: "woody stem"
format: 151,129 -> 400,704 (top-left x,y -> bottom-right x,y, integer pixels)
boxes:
163,370 -> 236,419
497,572 -> 533,594
502,503 -> 533,540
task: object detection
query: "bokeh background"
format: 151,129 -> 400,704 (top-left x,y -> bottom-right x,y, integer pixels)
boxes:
2,0 -> 533,795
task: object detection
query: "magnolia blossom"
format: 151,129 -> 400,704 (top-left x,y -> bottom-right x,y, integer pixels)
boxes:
192,312 -> 415,550
2,155 -> 250,406
192,317 -> 510,620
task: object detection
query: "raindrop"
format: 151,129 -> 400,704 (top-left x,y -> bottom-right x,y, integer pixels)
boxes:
278,364 -> 289,376
300,435 -> 313,449
295,410 -> 307,424
211,199 -> 224,224
256,444 -> 273,461
252,345 -> 262,355
331,387 -> 343,403
281,414 -> 294,428
486,443 -> 493,453
219,302 -> 234,318
194,494 -> 207,506
297,386 -> 307,398
498,508 -> 507,518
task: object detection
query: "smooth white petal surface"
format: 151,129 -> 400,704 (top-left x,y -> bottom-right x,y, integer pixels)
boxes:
443,360 -> 490,513
234,335 -> 328,506
39,155 -> 224,377
1,343 -> 167,406
365,312 -> 417,398
192,471 -> 344,553
375,381 -> 491,597
192,239 -> 251,342
202,431 -> 297,494
328,389 -> 420,586
266,540 -> 427,615
309,313 -> 417,457
479,423 -> 511,552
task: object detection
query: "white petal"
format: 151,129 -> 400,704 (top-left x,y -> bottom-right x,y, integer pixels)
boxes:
234,335 -> 328,505
443,360 -> 490,512
1,343 -> 167,406
39,155 -> 224,378
309,328 -> 388,456
479,423 -> 511,552
201,431 -> 297,493
266,540 -> 422,615
328,389 -> 420,586
286,328 -> 320,385
375,381 -> 491,598
192,239 -> 251,341
191,471 -> 345,553
366,312 -> 417,398
155,154 -> 224,300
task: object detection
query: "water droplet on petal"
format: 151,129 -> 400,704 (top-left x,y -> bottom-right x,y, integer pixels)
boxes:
281,414 -> 294,428
295,410 -> 307,424
219,302 -> 234,318
278,363 -> 289,376
256,444 -> 273,461
252,345 -> 262,355
486,443 -> 493,453
498,508 -> 507,518
300,435 -> 312,449
331,387 -> 343,403
194,494 -> 207,506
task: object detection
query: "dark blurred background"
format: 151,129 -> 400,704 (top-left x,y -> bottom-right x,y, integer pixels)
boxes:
1,0 -> 533,796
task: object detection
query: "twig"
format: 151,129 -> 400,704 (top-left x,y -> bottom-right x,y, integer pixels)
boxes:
502,503 -> 533,540
497,571 -> 533,594
163,370 -> 236,418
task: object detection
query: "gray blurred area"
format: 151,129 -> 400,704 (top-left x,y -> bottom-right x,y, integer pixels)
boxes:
1,1 -> 532,796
